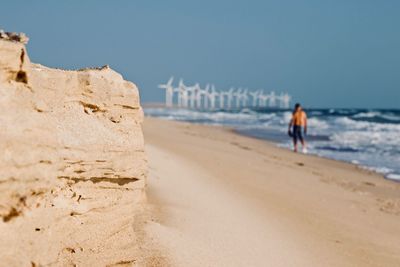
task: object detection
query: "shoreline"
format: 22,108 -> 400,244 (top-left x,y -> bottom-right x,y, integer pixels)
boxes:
231,128 -> 400,184
143,116 -> 400,266
143,107 -> 400,182
145,114 -> 399,184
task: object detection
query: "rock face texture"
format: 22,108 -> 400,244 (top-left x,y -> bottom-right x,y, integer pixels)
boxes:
0,38 -> 149,265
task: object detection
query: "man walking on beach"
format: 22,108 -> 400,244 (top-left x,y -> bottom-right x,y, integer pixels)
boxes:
288,103 -> 307,153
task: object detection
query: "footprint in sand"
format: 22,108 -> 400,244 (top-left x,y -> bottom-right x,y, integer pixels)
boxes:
362,181 -> 376,187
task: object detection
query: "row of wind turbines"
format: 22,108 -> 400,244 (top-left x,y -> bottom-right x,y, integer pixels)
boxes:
159,77 -> 291,110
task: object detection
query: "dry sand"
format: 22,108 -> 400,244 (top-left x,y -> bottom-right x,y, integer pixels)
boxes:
0,38 -> 150,266
143,117 -> 400,267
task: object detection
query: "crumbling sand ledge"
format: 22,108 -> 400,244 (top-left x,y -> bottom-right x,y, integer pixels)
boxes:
0,36 -> 154,265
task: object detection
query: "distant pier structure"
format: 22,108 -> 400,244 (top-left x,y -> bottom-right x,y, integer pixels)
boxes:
159,77 -> 291,110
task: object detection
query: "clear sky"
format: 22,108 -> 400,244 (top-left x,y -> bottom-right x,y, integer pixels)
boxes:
2,0 -> 399,108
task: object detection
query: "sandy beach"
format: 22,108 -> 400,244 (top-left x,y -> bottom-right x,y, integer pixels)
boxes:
143,116 -> 400,266
2,2 -> 399,265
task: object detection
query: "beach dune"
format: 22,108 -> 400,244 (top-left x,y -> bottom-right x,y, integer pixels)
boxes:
0,35 -> 150,266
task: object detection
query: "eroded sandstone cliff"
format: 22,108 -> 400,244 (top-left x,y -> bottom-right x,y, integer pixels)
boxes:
0,37 -> 149,265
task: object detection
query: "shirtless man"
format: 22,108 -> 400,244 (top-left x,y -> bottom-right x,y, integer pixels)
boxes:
288,103 -> 307,153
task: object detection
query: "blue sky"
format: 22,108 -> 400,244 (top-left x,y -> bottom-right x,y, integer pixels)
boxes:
2,0 -> 399,108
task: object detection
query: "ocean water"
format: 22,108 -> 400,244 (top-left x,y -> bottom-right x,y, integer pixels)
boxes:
144,107 -> 400,182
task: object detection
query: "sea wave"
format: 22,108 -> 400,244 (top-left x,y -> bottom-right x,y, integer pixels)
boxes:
387,174 -> 400,181
352,111 -> 381,118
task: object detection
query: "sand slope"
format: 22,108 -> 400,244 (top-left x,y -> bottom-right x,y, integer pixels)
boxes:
0,38 -> 148,266
144,117 -> 400,267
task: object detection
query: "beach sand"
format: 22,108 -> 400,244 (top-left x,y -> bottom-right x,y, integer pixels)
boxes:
143,116 -> 400,266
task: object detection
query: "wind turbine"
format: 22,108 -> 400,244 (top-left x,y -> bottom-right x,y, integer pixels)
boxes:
187,84 -> 199,109
209,85 -> 219,110
219,90 -> 224,109
158,76 -> 174,107
178,79 -> 189,108
268,91 -> 276,107
173,85 -> 181,107
280,93 -> 291,109
195,83 -> 203,109
234,88 -> 242,108
249,90 -> 261,107
203,84 -> 210,109
240,89 -> 249,107
259,91 -> 268,107
226,88 -> 234,110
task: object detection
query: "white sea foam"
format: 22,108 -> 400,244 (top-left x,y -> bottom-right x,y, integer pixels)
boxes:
351,111 -> 400,122
307,118 -> 329,130
381,114 -> 400,122
386,174 -> 400,181
364,166 -> 393,175
352,111 -> 380,118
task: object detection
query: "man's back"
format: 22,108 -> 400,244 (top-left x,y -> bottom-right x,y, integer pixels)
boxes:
292,110 -> 307,126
